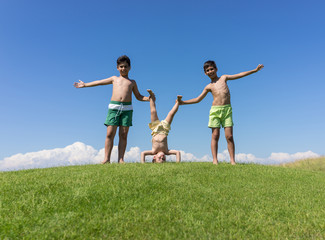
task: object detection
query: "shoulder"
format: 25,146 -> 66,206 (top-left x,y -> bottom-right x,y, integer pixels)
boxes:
130,79 -> 137,86
204,83 -> 212,91
109,75 -> 118,81
219,75 -> 229,81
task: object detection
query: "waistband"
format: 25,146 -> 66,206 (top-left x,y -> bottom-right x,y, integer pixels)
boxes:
110,101 -> 132,105
211,104 -> 231,108
109,101 -> 133,111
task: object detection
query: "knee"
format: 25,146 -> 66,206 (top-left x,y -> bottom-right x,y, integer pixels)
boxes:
119,131 -> 128,140
211,132 -> 220,140
106,132 -> 115,139
225,134 -> 234,142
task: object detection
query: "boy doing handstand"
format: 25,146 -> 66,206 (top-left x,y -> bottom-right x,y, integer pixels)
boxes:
141,90 -> 182,163
74,55 -> 150,164
179,61 -> 264,165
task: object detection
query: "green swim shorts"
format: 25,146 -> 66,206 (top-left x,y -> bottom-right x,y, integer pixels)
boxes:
208,104 -> 234,128
104,101 -> 133,127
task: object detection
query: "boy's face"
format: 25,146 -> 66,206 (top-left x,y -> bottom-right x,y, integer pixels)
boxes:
117,62 -> 130,77
205,66 -> 217,78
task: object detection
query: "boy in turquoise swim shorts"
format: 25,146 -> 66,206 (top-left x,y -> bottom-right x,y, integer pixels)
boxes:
179,61 -> 264,165
74,55 -> 150,164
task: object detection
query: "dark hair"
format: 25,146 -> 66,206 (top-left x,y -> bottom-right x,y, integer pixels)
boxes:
203,60 -> 217,71
117,55 -> 131,67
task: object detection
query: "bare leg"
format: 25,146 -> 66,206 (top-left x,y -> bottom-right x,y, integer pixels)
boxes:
165,96 -> 182,124
102,125 -> 118,164
118,126 -> 129,163
147,89 -> 159,122
211,128 -> 220,165
225,127 -> 236,165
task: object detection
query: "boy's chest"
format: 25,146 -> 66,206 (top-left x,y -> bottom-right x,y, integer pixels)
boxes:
210,81 -> 229,93
114,79 -> 133,89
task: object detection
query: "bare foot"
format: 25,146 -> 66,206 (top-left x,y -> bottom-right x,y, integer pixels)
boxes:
101,160 -> 110,164
118,160 -> 125,164
147,89 -> 156,101
231,161 -> 236,165
213,160 -> 218,165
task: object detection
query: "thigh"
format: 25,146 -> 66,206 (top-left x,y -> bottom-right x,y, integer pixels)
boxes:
151,113 -> 159,123
104,109 -> 119,126
221,107 -> 233,128
208,112 -> 221,128
120,111 -> 133,127
224,127 -> 233,138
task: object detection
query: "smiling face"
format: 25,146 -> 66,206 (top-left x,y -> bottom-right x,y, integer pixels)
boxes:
204,65 -> 218,78
153,152 -> 166,163
117,61 -> 131,77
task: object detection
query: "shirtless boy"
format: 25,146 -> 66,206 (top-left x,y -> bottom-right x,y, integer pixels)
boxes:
74,55 -> 150,164
179,61 -> 264,165
141,90 -> 182,163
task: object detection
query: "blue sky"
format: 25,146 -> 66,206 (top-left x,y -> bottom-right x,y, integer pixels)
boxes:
1,0 -> 324,169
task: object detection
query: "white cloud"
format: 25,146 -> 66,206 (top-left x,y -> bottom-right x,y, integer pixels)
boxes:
0,142 -> 100,171
0,142 -> 142,171
267,151 -> 320,164
0,142 -> 321,171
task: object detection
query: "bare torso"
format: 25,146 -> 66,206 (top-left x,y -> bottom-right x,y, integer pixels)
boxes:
111,76 -> 135,102
151,134 -> 168,154
207,76 -> 231,106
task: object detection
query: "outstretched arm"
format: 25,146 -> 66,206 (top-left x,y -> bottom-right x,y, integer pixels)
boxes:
224,64 -> 264,81
73,76 -> 115,88
132,81 -> 150,101
141,150 -> 154,163
167,150 -> 181,163
178,87 -> 209,105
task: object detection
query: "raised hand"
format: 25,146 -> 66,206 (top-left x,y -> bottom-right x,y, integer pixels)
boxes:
73,80 -> 85,88
147,89 -> 156,101
256,64 -> 264,72
177,95 -> 184,105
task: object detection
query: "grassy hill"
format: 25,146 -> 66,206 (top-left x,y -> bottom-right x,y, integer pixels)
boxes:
1,162 -> 325,239
280,157 -> 325,172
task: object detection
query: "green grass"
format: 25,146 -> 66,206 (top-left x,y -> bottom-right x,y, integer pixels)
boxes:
280,157 -> 325,172
1,162 -> 325,239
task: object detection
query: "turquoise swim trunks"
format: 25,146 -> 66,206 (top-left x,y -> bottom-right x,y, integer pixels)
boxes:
104,101 -> 133,127
208,104 -> 234,128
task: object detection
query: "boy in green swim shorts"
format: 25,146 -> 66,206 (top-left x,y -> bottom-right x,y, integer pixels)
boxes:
179,61 -> 264,165
74,55 -> 150,164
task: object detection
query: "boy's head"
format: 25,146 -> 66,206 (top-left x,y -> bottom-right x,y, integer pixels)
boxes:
117,55 -> 131,67
152,152 -> 166,163
117,55 -> 131,76
203,60 -> 218,78
203,60 -> 217,72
